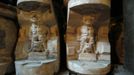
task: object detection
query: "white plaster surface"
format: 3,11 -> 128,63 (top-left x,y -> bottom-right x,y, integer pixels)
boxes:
17,0 -> 48,5
15,59 -> 56,75
68,0 -> 110,8
68,60 -> 111,75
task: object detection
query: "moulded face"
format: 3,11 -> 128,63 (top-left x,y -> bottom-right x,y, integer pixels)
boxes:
82,15 -> 95,25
